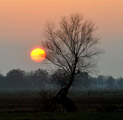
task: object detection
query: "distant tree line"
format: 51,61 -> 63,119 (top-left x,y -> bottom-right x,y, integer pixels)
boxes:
0,69 -> 123,91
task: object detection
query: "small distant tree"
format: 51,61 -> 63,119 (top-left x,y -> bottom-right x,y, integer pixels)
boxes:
6,69 -> 25,89
74,72 -> 91,89
117,77 -> 123,90
96,75 -> 106,89
105,76 -> 115,90
51,69 -> 68,88
0,74 -> 4,79
42,13 -> 102,111
32,69 -> 48,89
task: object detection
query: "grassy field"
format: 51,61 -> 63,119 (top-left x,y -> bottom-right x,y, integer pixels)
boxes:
0,110 -> 123,120
0,91 -> 123,120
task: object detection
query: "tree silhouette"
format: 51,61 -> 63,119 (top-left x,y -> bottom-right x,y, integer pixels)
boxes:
51,69 -> 68,88
42,13 -> 102,111
32,69 -> 48,89
6,69 -> 25,89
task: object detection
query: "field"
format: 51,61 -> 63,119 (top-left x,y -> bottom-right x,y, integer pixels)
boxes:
0,91 -> 123,120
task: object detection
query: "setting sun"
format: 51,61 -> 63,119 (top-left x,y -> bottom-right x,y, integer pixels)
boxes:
30,48 -> 46,62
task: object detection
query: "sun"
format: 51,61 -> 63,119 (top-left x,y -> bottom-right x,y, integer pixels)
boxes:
30,48 -> 46,62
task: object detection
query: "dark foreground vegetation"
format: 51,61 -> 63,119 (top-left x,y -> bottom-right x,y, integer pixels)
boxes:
1,110 -> 123,120
0,91 -> 123,119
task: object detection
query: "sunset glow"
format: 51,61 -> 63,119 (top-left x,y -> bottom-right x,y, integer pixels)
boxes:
30,48 -> 46,62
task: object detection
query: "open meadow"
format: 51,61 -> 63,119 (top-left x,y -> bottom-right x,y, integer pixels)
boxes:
0,91 -> 123,120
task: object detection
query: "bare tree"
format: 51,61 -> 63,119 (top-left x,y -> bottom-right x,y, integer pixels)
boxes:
42,13 -> 102,111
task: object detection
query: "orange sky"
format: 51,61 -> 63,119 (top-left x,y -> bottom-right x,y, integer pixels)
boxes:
0,0 -> 123,45
0,0 -> 123,40
0,0 -> 123,77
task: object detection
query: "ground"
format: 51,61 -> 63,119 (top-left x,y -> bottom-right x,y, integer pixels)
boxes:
0,110 -> 123,120
0,90 -> 123,120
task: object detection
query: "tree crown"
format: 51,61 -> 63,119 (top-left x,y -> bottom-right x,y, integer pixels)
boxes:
42,14 -> 102,79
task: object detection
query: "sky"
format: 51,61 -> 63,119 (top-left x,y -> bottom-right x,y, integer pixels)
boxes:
0,0 -> 123,78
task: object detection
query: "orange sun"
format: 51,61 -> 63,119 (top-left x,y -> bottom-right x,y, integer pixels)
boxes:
30,48 -> 46,62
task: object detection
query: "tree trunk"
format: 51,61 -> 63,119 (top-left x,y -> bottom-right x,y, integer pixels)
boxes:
49,61 -> 78,112
49,85 -> 77,112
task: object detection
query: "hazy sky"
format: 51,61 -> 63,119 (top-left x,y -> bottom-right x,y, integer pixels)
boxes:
0,0 -> 123,78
